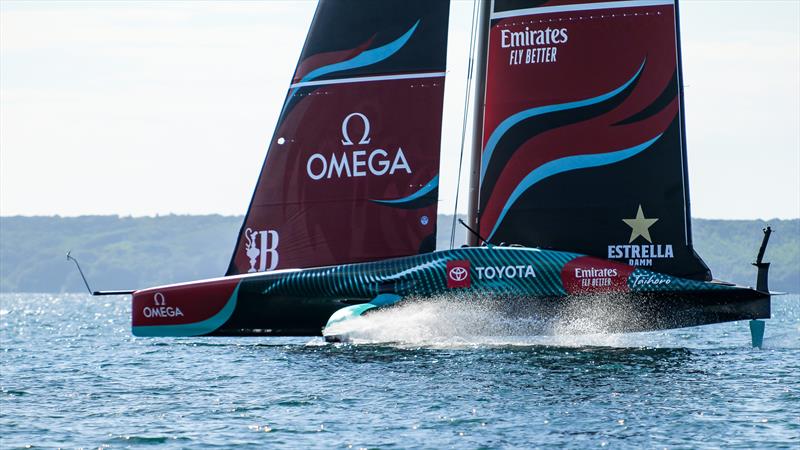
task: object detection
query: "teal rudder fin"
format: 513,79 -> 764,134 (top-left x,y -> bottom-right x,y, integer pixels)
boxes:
749,319 -> 765,348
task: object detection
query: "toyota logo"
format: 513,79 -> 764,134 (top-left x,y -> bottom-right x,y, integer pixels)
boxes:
449,266 -> 468,282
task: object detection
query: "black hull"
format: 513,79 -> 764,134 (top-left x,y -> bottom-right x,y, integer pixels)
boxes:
132,248 -> 770,338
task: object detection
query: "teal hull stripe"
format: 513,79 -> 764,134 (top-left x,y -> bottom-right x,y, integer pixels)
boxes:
511,251 -> 536,293
487,134 -> 663,241
133,283 -> 240,337
257,248 -> 580,300
490,250 -> 512,293
540,251 -> 571,296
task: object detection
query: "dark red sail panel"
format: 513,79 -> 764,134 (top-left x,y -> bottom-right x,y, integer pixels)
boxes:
478,0 -> 711,280
227,0 -> 449,274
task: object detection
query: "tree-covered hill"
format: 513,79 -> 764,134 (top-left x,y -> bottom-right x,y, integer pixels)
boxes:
0,215 -> 797,293
0,215 -> 240,293
691,219 -> 799,293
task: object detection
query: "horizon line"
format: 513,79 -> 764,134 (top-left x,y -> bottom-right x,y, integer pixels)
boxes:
1,213 -> 798,221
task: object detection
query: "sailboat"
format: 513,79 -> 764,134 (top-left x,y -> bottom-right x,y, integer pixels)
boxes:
77,0 -> 775,345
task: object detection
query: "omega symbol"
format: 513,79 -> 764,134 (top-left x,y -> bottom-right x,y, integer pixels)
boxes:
341,112 -> 371,146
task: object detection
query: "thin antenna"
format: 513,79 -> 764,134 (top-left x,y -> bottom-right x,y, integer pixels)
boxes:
67,251 -> 94,295
450,0 -> 481,249
66,251 -> 135,296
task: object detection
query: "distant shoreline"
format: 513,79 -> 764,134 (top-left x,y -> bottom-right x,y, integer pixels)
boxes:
1,215 -> 797,294
2,214 -> 798,220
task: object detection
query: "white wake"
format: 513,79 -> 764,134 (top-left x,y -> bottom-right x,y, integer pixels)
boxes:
321,294 -> 658,348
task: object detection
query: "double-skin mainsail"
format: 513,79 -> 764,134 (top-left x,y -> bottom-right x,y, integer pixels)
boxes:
227,0 -> 451,274
474,0 -> 711,281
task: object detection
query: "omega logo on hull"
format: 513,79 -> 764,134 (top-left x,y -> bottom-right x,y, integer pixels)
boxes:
142,292 -> 185,318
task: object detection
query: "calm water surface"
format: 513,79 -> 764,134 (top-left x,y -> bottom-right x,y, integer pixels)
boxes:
1,293 -> 798,449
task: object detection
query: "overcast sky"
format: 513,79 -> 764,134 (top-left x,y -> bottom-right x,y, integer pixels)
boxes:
1,0 -> 798,219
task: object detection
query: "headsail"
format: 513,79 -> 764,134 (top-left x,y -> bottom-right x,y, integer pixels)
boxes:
227,0 -> 450,275
477,0 -> 711,280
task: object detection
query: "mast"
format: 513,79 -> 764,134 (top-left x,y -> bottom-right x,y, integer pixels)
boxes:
466,0 -> 491,246
673,0 -> 695,248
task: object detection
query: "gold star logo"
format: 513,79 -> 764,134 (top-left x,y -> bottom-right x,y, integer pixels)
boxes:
622,205 -> 659,243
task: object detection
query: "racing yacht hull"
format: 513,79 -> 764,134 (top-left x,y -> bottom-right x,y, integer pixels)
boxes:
131,247 -> 769,337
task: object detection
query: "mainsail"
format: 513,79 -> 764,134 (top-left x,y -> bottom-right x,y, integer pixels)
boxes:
227,0 -> 450,274
477,0 -> 711,280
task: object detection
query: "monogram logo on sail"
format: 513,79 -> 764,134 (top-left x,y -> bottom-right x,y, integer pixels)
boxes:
245,228 -> 279,272
607,205 -> 674,267
306,112 -> 412,181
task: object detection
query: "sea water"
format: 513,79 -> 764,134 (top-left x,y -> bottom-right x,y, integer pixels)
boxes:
1,293 -> 798,449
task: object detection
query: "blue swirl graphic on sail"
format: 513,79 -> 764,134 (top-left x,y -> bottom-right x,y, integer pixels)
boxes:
480,60 -> 646,184
486,134 -> 663,241
301,20 -> 419,83
284,20 -> 420,110
371,175 -> 438,206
